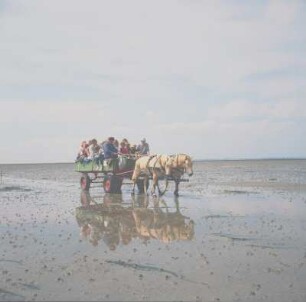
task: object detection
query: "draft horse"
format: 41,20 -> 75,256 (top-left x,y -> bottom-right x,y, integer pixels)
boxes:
131,154 -> 173,196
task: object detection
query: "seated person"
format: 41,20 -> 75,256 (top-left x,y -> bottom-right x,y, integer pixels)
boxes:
119,141 -> 129,155
76,140 -> 90,161
137,138 -> 150,155
129,144 -> 137,155
114,139 -> 119,149
88,139 -> 101,161
98,146 -> 105,161
102,137 -> 118,159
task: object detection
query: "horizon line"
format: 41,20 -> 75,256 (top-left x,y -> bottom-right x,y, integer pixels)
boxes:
1,157 -> 306,165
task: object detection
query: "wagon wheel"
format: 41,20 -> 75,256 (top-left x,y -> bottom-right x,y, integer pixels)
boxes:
80,173 -> 91,191
157,177 -> 169,196
103,175 -> 123,194
136,179 -> 149,194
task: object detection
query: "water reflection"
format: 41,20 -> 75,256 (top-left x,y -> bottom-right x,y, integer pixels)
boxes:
76,191 -> 194,250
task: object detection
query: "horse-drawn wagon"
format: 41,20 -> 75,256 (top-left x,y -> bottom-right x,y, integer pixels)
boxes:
75,155 -> 147,194
76,153 -> 193,196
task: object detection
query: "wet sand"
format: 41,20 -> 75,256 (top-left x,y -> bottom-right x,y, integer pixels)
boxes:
0,160 -> 306,301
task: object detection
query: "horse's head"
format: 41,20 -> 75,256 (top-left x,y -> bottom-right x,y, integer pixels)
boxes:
174,154 -> 193,176
184,155 -> 193,176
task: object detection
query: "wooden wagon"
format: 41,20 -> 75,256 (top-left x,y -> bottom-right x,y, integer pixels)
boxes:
75,156 -> 147,193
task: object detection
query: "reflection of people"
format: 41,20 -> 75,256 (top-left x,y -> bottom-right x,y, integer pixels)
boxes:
76,192 -> 129,250
137,138 -> 150,155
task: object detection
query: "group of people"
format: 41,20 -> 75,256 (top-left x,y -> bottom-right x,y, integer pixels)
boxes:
76,137 -> 150,162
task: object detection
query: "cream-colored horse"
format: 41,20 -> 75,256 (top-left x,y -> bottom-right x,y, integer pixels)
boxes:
169,154 -> 193,196
131,154 -> 173,196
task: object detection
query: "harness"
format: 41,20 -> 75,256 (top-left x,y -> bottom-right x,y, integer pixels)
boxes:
145,155 -> 165,177
173,154 -> 186,173
145,155 -> 157,177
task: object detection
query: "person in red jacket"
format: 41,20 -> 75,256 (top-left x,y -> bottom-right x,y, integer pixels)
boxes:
119,141 -> 129,154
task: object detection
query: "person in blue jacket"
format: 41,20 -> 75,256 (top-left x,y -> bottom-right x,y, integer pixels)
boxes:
103,137 -> 119,159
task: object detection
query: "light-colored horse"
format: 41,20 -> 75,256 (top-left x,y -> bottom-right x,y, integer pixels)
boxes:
131,154 -> 173,196
168,154 -> 193,196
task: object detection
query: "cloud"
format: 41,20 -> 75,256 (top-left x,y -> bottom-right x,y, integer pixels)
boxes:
206,99 -> 306,121
0,100 -> 107,124
0,0 -> 305,162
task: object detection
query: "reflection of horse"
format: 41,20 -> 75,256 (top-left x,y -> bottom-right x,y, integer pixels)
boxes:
132,197 -> 194,243
169,154 -> 193,196
75,192 -> 195,250
131,154 -> 173,196
131,192 -> 150,208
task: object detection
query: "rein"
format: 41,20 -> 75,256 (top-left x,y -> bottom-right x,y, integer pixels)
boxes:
145,155 -> 159,176
145,155 -> 157,169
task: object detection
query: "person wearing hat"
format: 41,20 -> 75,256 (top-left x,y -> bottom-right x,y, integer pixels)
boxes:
102,137 -> 119,159
137,138 -> 150,155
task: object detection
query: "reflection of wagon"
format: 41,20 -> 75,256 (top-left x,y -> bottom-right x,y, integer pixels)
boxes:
75,156 -> 147,193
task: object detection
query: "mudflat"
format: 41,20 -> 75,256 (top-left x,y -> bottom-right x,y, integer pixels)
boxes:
1,160 -> 306,301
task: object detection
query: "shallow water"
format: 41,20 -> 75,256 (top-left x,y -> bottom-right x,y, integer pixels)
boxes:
0,160 -> 306,301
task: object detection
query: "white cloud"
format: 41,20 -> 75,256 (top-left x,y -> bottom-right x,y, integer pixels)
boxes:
206,99 -> 306,120
0,0 -> 305,162
0,100 -> 107,124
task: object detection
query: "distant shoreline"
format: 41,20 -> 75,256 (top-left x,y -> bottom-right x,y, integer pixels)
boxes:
1,157 -> 306,165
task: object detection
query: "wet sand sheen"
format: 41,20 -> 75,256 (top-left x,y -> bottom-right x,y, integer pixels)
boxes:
0,160 -> 306,301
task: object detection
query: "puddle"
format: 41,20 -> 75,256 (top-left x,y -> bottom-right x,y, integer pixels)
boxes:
0,186 -> 32,192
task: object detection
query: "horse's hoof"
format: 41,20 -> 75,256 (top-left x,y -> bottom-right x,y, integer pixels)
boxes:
174,192 -> 179,197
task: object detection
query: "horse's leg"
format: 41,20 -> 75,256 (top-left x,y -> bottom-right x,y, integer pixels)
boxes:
174,196 -> 180,213
160,199 -> 169,213
131,193 -> 136,207
131,168 -> 139,195
174,180 -> 180,197
158,178 -> 168,196
144,194 -> 149,208
132,183 -> 136,195
144,174 -> 149,195
131,179 -> 137,195
151,173 -> 158,197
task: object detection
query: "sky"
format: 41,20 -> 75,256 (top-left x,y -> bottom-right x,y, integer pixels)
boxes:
0,0 -> 306,163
